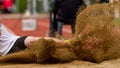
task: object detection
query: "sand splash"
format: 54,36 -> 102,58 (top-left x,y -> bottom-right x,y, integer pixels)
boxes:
0,3 -> 120,64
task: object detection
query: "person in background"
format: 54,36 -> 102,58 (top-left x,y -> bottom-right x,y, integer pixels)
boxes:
0,23 -> 62,56
48,0 -> 59,37
0,0 -> 3,13
56,0 -> 86,36
49,0 -> 86,37
3,0 -> 13,13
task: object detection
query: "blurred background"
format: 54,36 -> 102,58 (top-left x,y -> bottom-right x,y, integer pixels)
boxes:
0,0 -> 50,14
0,0 -> 110,39
0,0 -> 72,38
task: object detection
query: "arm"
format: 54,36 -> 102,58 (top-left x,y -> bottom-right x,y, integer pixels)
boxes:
24,36 -> 65,48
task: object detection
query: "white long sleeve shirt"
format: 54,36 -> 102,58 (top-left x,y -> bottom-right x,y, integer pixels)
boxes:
0,23 -> 20,56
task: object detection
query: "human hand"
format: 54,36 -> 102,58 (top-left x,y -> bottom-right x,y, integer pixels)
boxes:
44,37 -> 62,42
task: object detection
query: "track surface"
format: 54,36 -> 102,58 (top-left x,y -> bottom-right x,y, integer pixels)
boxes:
1,18 -> 72,38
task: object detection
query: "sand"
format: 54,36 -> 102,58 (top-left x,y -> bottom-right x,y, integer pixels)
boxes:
0,58 -> 120,68
1,2 -> 120,68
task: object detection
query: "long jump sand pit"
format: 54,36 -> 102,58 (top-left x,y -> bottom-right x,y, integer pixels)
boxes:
0,59 -> 120,68
1,2 -> 120,68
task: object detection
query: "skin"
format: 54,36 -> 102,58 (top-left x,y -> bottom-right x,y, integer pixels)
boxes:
24,36 -> 65,48
0,24 -> 65,55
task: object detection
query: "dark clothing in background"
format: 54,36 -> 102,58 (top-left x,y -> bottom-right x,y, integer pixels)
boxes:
57,0 -> 85,24
0,0 -> 3,5
0,0 -> 3,13
49,0 -> 59,37
49,0 -> 86,37
57,0 -> 85,35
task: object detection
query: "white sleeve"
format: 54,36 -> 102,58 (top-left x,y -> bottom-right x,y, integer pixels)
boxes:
0,23 -> 20,56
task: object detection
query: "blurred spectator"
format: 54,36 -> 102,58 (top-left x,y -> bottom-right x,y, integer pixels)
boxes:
49,0 -> 86,37
3,0 -> 13,13
57,0 -> 86,36
48,0 -> 59,37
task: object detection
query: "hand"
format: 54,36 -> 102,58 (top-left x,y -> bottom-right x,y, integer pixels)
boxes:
44,37 -> 62,43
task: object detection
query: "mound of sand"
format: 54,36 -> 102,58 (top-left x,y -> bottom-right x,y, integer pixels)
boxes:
72,3 -> 120,63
